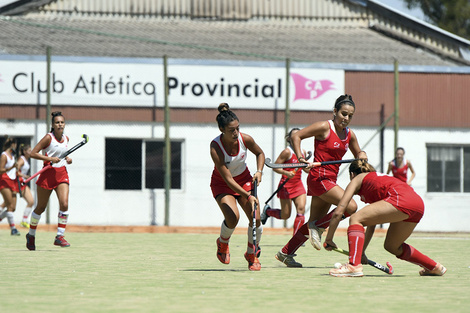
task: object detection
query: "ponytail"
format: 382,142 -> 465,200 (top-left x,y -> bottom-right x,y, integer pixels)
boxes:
349,159 -> 376,176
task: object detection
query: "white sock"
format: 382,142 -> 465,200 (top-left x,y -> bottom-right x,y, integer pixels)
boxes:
29,212 -> 42,236
57,211 -> 69,236
6,211 -> 16,229
219,220 -> 234,243
0,208 -> 7,220
23,206 -> 33,222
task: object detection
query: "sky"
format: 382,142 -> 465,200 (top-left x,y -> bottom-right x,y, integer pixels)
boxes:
0,0 -> 427,21
373,0 -> 426,21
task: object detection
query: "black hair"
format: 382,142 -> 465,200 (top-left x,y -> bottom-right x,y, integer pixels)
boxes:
216,103 -> 239,130
334,94 -> 356,112
20,144 -> 30,156
349,159 -> 376,176
51,111 -> 64,132
2,136 -> 17,151
285,127 -> 300,144
396,147 -> 405,154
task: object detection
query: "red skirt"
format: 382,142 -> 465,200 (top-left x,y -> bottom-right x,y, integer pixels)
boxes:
210,168 -> 253,198
36,166 -> 70,190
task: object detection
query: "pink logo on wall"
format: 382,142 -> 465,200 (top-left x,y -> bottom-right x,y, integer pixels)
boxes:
290,73 -> 335,101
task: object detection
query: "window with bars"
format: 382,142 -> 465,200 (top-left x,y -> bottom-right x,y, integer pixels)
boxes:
427,144 -> 470,193
105,138 -> 182,190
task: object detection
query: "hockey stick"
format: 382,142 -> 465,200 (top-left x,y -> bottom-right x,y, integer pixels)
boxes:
264,158 -> 359,169
23,134 -> 89,185
264,151 -> 312,204
252,178 -> 258,257
329,245 -> 394,275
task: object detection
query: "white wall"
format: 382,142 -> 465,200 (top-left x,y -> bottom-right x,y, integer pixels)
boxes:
2,119 -> 470,232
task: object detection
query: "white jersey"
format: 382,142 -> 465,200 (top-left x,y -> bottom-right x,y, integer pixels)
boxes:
43,133 -> 69,168
212,133 -> 248,177
1,151 -> 16,179
20,155 -> 30,175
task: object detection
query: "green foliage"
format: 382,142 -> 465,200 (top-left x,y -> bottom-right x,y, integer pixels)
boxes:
404,0 -> 470,39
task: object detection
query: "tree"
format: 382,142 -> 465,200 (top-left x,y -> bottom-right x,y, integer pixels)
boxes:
404,0 -> 470,40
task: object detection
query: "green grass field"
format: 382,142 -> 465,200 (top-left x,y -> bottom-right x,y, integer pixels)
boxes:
0,229 -> 469,313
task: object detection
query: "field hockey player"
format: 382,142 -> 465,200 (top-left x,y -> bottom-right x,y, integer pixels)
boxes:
26,112 -> 73,250
210,103 -> 265,271
325,159 -> 446,277
275,94 -> 367,267
0,137 -> 21,236
261,128 -> 309,235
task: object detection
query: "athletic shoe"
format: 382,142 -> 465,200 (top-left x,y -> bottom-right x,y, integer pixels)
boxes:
244,252 -> 261,271
216,238 -> 230,264
419,263 -> 447,276
11,228 -> 20,236
54,235 -> 70,247
275,251 -> 302,268
20,221 -> 30,228
329,263 -> 363,277
308,220 -> 324,250
26,233 -> 36,250
260,204 -> 270,225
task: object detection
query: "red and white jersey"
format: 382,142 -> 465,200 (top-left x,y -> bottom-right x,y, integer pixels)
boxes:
20,155 -> 30,176
358,172 -> 411,203
280,146 -> 303,186
43,133 -> 69,168
1,151 -> 16,179
390,159 -> 408,183
311,120 -> 351,180
211,133 -> 248,178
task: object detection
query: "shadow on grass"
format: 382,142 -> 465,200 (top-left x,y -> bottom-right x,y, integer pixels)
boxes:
182,269 -> 247,272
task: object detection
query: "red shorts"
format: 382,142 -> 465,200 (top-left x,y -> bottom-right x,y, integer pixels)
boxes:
307,177 -> 338,196
384,185 -> 424,223
36,166 -> 70,190
0,173 -> 17,192
277,179 -> 306,199
210,168 -> 253,198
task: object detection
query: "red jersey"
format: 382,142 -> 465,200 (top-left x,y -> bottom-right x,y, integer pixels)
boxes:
310,120 -> 351,181
279,146 -> 303,187
390,159 -> 408,182
357,172 -> 424,223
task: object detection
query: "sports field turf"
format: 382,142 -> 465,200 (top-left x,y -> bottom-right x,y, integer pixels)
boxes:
0,229 -> 468,313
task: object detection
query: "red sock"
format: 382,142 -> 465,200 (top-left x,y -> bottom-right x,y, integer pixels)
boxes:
315,209 -> 350,228
267,208 -> 282,219
281,223 -> 308,255
347,224 -> 365,266
293,214 -> 305,235
397,243 -> 437,271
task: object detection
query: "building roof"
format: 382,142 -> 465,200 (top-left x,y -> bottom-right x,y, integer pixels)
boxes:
0,14 -> 464,67
0,0 -> 468,67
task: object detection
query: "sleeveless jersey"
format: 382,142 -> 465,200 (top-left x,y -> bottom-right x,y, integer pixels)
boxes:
280,146 -> 303,186
1,151 -> 16,179
43,133 -> 69,168
311,120 -> 351,180
390,159 -> 408,182
358,172 -> 412,204
20,155 -> 30,176
211,133 -> 248,178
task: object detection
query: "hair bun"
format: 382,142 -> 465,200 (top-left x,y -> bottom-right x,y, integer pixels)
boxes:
218,103 -> 230,113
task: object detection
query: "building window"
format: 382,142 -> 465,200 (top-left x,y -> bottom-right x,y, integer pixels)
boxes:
427,144 -> 470,193
105,138 -> 182,190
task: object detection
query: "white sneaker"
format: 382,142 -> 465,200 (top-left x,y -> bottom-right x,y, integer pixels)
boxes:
308,221 -> 324,250
419,263 -> 447,276
329,263 -> 363,277
275,251 -> 302,268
